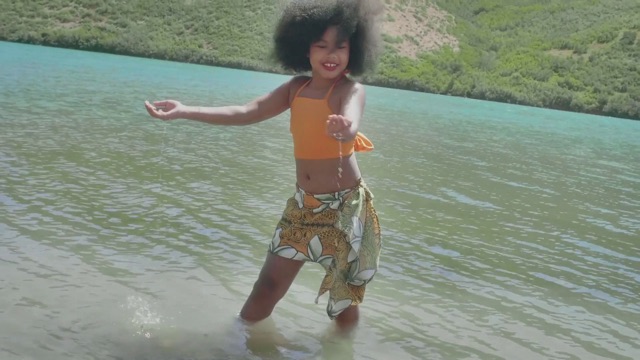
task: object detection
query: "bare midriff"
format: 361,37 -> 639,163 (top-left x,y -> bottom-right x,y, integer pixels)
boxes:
295,153 -> 361,194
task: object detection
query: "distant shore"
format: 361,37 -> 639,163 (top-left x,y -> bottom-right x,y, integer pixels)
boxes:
5,38 -> 636,122
1,0 -> 639,121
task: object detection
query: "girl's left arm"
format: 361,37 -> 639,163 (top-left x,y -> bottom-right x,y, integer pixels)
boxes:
327,82 -> 366,140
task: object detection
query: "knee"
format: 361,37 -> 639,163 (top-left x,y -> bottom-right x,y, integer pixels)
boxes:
252,273 -> 287,301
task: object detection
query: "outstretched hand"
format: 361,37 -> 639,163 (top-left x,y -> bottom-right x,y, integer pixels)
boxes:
144,100 -> 184,121
326,114 -> 352,140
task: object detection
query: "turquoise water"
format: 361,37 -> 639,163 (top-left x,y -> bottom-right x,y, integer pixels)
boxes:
1,41 -> 639,360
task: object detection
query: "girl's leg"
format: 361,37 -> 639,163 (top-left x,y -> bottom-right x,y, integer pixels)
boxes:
335,305 -> 359,333
239,252 -> 305,323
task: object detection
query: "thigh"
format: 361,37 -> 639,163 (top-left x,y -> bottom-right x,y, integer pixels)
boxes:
256,252 -> 305,288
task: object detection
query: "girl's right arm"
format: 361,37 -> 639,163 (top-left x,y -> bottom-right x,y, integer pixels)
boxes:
144,78 -> 295,126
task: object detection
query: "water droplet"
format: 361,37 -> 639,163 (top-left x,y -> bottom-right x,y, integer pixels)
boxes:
337,137 -> 343,186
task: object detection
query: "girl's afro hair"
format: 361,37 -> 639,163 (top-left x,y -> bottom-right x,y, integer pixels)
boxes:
273,0 -> 384,76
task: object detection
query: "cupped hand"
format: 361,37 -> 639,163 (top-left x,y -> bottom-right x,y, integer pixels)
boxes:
144,100 -> 184,121
326,114 -> 352,139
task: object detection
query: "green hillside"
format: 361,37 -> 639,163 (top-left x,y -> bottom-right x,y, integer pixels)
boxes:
1,0 -> 638,120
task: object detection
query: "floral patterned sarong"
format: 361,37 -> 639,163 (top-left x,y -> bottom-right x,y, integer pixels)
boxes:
268,180 -> 382,319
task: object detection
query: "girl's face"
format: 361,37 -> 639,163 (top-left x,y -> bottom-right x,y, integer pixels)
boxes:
309,26 -> 350,80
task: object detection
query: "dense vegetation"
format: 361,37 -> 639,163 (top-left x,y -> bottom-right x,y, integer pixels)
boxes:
1,0 -> 638,120
377,0 -> 640,120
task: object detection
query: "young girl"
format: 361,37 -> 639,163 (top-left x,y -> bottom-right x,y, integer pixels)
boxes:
144,0 -> 383,333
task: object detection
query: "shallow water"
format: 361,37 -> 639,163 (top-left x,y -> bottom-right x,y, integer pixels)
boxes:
1,41 -> 639,360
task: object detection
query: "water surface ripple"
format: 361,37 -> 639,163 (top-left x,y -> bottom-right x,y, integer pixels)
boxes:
1,42 -> 639,360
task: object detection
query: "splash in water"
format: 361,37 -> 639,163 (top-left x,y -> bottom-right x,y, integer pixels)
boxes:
123,295 -> 163,338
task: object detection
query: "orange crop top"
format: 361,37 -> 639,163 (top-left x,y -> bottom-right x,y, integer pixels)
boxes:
290,78 -> 374,160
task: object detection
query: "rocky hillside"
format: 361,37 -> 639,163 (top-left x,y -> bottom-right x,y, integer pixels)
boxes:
382,1 -> 459,57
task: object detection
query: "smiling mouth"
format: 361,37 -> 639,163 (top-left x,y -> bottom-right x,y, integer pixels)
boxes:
323,63 -> 339,71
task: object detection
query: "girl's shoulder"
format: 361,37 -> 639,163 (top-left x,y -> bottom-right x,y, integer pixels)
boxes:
328,77 -> 365,112
289,75 -> 311,90
287,75 -> 311,104
333,76 -> 365,99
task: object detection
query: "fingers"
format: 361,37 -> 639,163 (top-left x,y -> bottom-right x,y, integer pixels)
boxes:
326,114 -> 352,139
144,101 -> 157,116
327,115 -> 351,126
326,117 -> 338,135
144,100 -> 170,120
326,115 -> 351,131
153,100 -> 170,108
326,115 -> 339,130
327,114 -> 344,124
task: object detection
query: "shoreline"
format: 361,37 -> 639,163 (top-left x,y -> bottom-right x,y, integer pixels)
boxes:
2,39 -> 637,121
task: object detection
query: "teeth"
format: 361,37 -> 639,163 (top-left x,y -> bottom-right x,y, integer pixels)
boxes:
324,63 -> 337,68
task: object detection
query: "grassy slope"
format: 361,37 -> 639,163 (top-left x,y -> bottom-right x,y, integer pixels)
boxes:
377,0 -> 640,119
1,0 -> 638,120
0,0 -> 280,70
